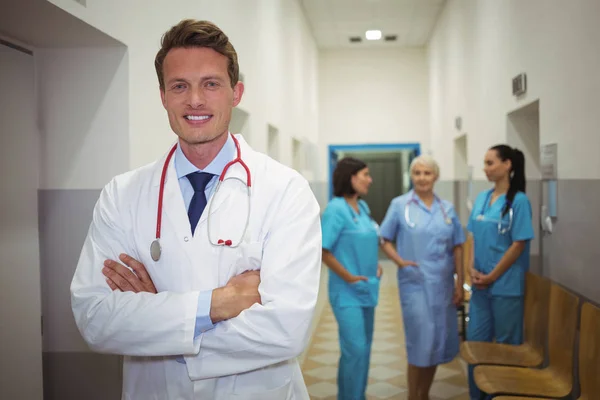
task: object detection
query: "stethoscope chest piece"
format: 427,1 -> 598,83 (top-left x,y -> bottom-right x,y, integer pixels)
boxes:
150,239 -> 161,262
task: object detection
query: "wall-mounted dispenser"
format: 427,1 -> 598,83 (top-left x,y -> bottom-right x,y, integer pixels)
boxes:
540,143 -> 558,234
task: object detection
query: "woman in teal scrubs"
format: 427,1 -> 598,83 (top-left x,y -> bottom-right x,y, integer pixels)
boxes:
379,155 -> 465,400
466,145 -> 534,400
321,157 -> 382,400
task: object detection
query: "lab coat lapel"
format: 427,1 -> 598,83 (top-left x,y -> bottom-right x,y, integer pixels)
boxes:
151,144 -> 193,237
162,161 -> 192,236
199,134 -> 254,225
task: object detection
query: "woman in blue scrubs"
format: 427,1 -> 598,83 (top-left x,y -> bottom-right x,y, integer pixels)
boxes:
466,145 -> 534,400
379,155 -> 465,400
321,157 -> 383,400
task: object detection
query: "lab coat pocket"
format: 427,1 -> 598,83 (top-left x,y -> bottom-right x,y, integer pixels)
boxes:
233,241 -> 263,274
231,362 -> 292,399
219,241 -> 263,284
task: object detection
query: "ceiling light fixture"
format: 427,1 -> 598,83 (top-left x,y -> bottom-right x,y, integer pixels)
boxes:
365,30 -> 382,40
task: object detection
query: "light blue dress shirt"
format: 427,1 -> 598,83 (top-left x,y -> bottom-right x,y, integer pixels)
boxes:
173,134 -> 236,358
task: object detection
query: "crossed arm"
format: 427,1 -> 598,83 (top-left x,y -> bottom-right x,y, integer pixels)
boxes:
71,176 -> 321,379
102,253 -> 260,324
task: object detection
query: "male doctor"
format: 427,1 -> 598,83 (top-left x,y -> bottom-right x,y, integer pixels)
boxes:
70,19 -> 322,400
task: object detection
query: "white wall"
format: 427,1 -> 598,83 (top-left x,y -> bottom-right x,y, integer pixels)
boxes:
0,44 -> 43,400
428,0 -> 600,180
46,0 -> 319,179
318,48 -> 429,181
37,47 -> 129,190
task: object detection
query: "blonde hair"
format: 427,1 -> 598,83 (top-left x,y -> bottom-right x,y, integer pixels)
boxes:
409,155 -> 440,178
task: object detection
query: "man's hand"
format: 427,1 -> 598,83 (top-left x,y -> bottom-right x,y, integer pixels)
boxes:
210,270 -> 261,323
102,254 -> 157,294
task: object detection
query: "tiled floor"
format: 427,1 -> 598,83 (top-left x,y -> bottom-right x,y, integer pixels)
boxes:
301,262 -> 470,400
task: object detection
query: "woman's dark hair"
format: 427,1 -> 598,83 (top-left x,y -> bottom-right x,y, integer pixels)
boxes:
333,157 -> 367,197
490,144 -> 526,216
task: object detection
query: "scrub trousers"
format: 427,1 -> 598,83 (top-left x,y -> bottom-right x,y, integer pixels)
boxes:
331,306 -> 375,400
466,290 -> 524,400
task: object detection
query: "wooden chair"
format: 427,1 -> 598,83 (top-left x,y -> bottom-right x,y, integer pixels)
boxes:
492,397 -> 553,399
493,301 -> 600,400
577,301 -> 600,399
473,283 -> 579,398
460,272 -> 549,367
457,234 -> 473,340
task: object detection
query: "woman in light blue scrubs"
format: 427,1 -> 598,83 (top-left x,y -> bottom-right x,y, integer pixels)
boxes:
466,145 -> 534,400
321,157 -> 382,400
379,155 -> 465,400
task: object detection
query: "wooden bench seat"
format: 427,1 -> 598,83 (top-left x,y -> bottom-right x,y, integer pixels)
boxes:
473,282 -> 579,398
578,301 -> 600,400
492,301 -> 600,400
493,397 -> 553,400
461,272 -> 549,367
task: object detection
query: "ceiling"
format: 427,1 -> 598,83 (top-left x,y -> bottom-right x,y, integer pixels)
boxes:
300,0 -> 446,49
0,0 -> 121,48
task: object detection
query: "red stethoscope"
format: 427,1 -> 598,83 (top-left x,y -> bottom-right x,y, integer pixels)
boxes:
150,134 -> 252,262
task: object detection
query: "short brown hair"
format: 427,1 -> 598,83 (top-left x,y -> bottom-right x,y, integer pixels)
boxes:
154,19 -> 239,90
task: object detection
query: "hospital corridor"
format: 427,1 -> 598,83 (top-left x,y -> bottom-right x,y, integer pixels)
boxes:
300,261 -> 469,400
2,0 -> 600,399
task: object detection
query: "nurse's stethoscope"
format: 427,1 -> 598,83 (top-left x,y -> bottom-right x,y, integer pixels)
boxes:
150,134 -> 251,261
475,189 -> 513,234
404,193 -> 452,228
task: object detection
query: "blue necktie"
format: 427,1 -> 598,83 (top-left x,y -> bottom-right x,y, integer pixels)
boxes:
187,172 -> 214,235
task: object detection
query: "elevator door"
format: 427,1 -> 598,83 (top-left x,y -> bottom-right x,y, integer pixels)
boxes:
0,42 -> 44,400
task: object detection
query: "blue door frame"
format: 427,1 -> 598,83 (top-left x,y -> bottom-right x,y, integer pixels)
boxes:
328,143 -> 421,200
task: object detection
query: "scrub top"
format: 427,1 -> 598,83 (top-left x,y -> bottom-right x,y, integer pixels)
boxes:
321,197 -> 380,308
467,189 -> 534,297
379,191 -> 465,286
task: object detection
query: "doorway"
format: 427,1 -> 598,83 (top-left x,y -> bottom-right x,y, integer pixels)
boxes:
453,134 -> 469,225
328,143 -> 420,224
230,107 -> 250,143
292,138 -> 304,173
506,100 -> 542,274
267,124 -> 280,161
0,40 -> 43,400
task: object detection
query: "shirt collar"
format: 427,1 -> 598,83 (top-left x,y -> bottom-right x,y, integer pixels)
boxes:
174,133 -> 236,179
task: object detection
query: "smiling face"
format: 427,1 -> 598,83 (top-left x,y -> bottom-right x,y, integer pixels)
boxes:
351,167 -> 373,197
160,47 -> 244,146
411,162 -> 437,194
483,149 -> 512,182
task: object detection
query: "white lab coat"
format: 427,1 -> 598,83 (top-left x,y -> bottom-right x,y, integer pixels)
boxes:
70,135 -> 322,400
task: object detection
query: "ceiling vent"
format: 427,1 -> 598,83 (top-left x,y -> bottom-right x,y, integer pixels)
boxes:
384,35 -> 397,42
349,36 -> 362,43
